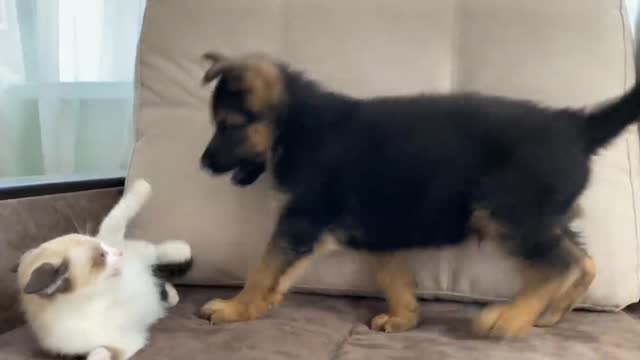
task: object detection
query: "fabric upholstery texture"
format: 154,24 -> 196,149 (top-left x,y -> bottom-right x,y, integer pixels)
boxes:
0,189 -> 120,334
127,0 -> 640,310
2,287 -> 640,360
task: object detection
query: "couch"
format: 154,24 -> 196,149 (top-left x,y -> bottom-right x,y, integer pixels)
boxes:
2,0 -> 640,359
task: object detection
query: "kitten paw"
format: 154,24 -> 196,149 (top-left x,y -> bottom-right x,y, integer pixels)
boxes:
156,240 -> 192,264
164,283 -> 180,307
87,347 -> 112,360
128,179 -> 152,199
370,312 -> 418,333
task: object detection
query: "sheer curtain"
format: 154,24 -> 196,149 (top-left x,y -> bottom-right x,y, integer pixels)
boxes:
0,0 -> 145,182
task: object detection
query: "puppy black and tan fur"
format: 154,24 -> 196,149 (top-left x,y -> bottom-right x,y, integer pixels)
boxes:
198,51 -> 640,338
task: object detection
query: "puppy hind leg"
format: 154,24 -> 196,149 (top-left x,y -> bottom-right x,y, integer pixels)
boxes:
472,221 -> 584,339
535,237 -> 595,327
368,253 -> 419,333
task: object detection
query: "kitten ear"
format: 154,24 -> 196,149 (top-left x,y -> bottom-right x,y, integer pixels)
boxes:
12,248 -> 36,273
23,261 -> 71,296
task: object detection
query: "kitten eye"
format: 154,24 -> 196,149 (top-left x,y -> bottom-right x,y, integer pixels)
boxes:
93,248 -> 107,267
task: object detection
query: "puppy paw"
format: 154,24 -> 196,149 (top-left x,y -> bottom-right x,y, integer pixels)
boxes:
370,312 -> 418,333
472,303 -> 536,339
199,298 -> 266,324
534,313 -> 563,328
156,240 -> 192,264
87,347 -> 112,360
535,305 -> 571,328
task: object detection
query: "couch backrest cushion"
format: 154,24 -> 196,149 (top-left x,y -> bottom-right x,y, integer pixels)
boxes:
127,0 -> 640,310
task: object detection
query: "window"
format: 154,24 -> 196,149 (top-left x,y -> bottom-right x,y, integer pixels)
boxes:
0,1 -> 7,31
0,0 -> 146,187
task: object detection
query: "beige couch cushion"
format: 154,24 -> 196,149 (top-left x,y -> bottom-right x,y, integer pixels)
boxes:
127,0 -> 640,310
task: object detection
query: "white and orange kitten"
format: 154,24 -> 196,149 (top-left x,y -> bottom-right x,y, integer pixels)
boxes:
15,179 -> 192,360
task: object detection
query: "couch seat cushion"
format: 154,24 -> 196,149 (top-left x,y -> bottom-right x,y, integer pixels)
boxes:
1,288 -> 640,359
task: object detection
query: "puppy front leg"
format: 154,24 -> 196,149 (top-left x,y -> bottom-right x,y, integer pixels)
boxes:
199,240 -> 295,324
200,207 -> 337,324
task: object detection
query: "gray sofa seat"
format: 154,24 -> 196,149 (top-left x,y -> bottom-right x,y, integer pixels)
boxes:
2,287 -> 640,360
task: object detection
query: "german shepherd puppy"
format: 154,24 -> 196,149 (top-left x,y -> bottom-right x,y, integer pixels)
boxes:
197,51 -> 640,338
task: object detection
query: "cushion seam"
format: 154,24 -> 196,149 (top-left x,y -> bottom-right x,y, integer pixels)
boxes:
445,0 -> 462,295
620,0 -> 640,303
330,324 -> 356,360
179,281 -> 621,312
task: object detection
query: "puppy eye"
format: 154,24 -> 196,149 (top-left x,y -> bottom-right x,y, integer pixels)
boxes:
217,121 -> 245,134
100,251 -> 106,259
216,122 -> 228,133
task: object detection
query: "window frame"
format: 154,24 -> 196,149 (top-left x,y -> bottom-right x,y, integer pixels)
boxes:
0,0 -> 144,196
0,81 -> 133,198
0,175 -> 125,200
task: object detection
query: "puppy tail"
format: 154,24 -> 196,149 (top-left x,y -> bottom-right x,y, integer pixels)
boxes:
582,81 -> 640,154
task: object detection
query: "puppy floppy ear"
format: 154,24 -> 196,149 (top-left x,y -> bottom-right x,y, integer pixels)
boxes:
23,261 -> 71,296
202,51 -> 227,63
202,51 -> 231,85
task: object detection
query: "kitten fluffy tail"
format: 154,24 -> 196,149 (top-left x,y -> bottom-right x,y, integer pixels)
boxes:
97,179 -> 152,245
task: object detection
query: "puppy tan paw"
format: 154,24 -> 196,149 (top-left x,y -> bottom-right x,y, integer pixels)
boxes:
472,304 -> 536,339
535,309 -> 565,328
370,312 -> 418,333
199,298 -> 258,324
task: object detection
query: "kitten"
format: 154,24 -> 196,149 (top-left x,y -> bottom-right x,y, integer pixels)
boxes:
15,179 -> 192,360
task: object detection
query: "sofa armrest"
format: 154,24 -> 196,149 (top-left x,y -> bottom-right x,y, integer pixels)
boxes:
0,187 -> 120,333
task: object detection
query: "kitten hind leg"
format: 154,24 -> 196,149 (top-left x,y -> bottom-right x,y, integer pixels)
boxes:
117,336 -> 146,360
155,240 -> 192,264
121,240 -> 159,266
152,240 -> 193,279
87,347 -> 112,360
162,282 -> 180,307
88,346 -> 128,360
121,240 -> 192,268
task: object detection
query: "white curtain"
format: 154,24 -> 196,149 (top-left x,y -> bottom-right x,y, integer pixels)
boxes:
0,0 -> 145,181
628,0 -> 639,38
